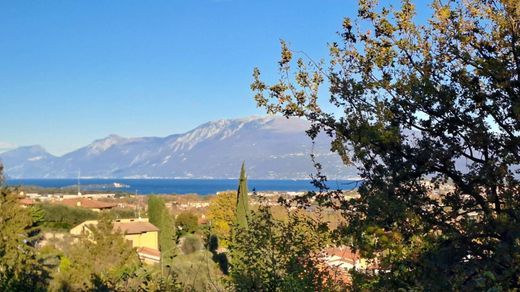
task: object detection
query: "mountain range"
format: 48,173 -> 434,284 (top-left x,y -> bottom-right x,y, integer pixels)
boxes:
0,116 -> 356,179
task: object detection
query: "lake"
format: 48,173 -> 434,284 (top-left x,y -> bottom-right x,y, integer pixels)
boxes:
6,178 -> 360,195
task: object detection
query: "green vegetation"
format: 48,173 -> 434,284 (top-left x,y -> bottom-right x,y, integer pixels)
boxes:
252,0 -> 520,289
180,234 -> 203,255
206,191 -> 235,247
49,215 -> 141,290
4,0 -> 520,290
230,206 -> 340,291
159,208 -> 176,271
147,196 -> 177,272
0,164 -> 344,291
0,187 -> 49,291
0,161 -> 4,186
38,204 -> 135,231
39,204 -> 98,230
175,211 -> 199,234
235,162 -> 249,229
147,196 -> 164,227
109,207 -> 136,219
170,250 -> 225,291
49,215 -> 180,291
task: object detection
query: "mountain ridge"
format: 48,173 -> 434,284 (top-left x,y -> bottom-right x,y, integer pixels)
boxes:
0,116 -> 356,179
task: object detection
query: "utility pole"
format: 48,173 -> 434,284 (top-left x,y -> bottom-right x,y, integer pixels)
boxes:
77,170 -> 81,196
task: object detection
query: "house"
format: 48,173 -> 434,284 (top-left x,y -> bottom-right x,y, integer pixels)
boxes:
323,246 -> 378,271
136,247 -> 161,265
70,218 -> 161,264
112,219 -> 160,251
19,198 -> 36,207
323,247 -> 361,270
57,198 -> 117,212
319,246 -> 380,285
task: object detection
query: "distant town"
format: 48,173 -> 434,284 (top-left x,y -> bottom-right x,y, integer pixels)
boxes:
1,0 -> 517,289
9,174 -> 370,289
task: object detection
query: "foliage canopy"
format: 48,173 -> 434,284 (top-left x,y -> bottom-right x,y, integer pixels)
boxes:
52,215 -> 142,290
207,191 -> 236,246
0,187 -> 49,291
148,196 -> 177,271
230,206 -> 341,291
235,162 -> 250,229
252,0 -> 520,289
175,211 -> 199,234
39,203 -> 98,230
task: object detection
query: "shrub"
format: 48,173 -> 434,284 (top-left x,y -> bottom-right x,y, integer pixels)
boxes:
180,234 -> 202,255
170,251 -> 225,291
39,204 -> 97,230
175,211 -> 198,234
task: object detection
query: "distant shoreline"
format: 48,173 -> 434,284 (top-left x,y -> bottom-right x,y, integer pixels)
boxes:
6,177 -> 362,180
7,178 -> 361,196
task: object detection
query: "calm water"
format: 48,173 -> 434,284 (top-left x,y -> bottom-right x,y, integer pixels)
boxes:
6,178 -> 359,195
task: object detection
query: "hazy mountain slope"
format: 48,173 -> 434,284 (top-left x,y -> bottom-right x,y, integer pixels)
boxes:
0,116 -> 356,179
0,146 -> 57,178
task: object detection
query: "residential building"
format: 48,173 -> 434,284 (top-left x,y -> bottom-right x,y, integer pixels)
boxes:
57,198 -> 117,212
70,218 -> 161,264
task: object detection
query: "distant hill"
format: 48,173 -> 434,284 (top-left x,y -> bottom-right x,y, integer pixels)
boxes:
0,116 -> 357,179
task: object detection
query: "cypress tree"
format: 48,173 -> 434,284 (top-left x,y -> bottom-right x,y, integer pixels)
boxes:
147,196 -> 176,273
0,161 -> 4,186
147,196 -> 162,227
235,162 -> 249,229
159,208 -> 176,272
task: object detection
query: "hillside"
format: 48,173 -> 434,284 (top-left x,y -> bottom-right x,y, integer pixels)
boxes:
1,116 -> 355,179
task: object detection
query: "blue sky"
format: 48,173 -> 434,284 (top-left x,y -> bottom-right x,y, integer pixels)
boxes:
0,0 -> 429,155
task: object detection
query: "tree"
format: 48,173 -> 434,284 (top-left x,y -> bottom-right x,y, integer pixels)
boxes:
52,215 -> 142,290
39,203 -> 98,230
169,250 -> 226,291
0,160 -> 4,186
0,187 -> 49,291
252,0 -> 520,289
147,196 -> 176,273
147,196 -> 164,228
159,207 -> 176,272
180,234 -> 203,255
207,191 -> 236,247
235,162 -> 250,229
230,206 -> 341,291
175,211 -> 199,234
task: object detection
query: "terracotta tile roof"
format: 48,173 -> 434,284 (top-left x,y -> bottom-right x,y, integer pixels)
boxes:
58,198 -> 117,209
305,253 -> 352,286
323,246 -> 379,271
137,247 -> 161,263
113,221 -> 159,234
19,198 -> 36,206
137,247 -> 161,258
324,247 -> 360,266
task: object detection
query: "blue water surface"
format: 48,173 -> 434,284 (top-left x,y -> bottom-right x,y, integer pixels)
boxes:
6,178 -> 360,195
